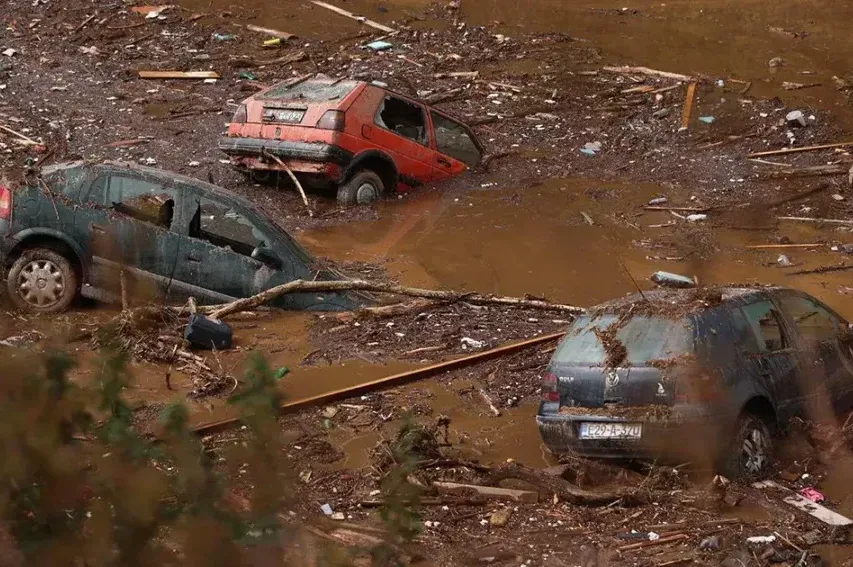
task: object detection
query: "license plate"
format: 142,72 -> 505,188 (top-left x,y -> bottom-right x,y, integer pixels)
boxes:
579,422 -> 642,440
263,109 -> 305,123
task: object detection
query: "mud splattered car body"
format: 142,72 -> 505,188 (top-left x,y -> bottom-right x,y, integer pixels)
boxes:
219,77 -> 484,205
537,287 -> 853,475
0,162 -> 362,313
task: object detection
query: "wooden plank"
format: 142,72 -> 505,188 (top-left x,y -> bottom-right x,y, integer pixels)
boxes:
245,24 -> 295,40
310,1 -> 395,33
644,206 -> 709,212
745,243 -> 822,249
618,534 -> 689,552
748,141 -> 853,158
777,216 -> 853,226
681,82 -> 696,130
602,66 -> 692,82
432,482 -> 538,503
190,331 -> 565,437
138,70 -> 219,79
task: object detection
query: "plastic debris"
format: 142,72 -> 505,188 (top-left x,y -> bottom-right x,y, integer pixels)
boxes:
651,271 -> 696,289
212,32 -> 236,41
330,512 -> 345,520
263,38 -> 284,47
800,487 -> 825,503
786,110 -> 807,128
366,40 -> 393,51
777,254 -> 792,267
274,367 -> 290,380
2,49 -> 18,57
320,503 -> 334,516
699,535 -> 722,551
648,532 -> 660,541
461,337 -> 486,349
652,108 -> 671,119
239,71 -> 259,81
648,196 -> 668,205
699,116 -> 715,124
746,535 -> 776,544
184,314 -> 233,350
686,214 -> 708,222
580,141 -> 602,156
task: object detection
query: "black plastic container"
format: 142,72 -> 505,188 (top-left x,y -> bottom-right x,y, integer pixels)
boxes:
184,314 -> 233,350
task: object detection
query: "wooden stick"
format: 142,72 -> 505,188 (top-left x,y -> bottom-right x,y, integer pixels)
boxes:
137,71 -> 220,80
650,84 -> 683,95
644,206 -> 708,212
618,534 -> 690,552
748,141 -> 853,158
478,387 -> 502,417
786,264 -> 853,276
245,24 -> 294,39
208,279 -> 585,320
189,332 -> 564,437
681,82 -> 697,130
602,66 -> 692,82
120,270 -> 128,311
310,1 -> 395,33
777,216 -> 853,226
0,124 -> 40,146
262,150 -> 313,217
73,13 -> 97,33
746,244 -> 822,249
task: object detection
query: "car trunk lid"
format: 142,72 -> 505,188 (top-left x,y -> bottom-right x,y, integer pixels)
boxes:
247,78 -> 361,126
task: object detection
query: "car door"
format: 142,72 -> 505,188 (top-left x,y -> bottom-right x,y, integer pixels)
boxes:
76,168 -> 182,301
429,110 -> 483,181
171,186 -> 282,303
776,292 -> 853,413
358,89 -> 436,188
739,300 -> 803,420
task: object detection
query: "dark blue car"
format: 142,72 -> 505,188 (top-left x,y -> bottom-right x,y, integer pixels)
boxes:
537,287 -> 853,477
0,162 -> 363,313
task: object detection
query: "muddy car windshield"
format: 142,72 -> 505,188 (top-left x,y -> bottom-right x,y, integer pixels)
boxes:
261,79 -> 359,101
553,315 -> 693,366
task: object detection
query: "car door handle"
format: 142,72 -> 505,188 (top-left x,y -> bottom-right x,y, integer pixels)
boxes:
91,224 -> 107,234
437,157 -> 452,167
186,253 -> 201,263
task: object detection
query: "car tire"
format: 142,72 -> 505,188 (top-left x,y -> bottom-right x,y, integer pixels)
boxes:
337,170 -> 384,206
720,412 -> 773,478
6,248 -> 79,314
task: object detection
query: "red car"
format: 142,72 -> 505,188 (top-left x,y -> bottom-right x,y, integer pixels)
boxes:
219,77 -> 484,205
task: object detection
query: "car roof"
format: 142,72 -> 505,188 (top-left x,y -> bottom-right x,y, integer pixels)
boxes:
47,161 -> 258,211
588,285 -> 787,319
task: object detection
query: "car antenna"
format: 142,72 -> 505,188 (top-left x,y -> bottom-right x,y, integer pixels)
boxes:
620,260 -> 648,302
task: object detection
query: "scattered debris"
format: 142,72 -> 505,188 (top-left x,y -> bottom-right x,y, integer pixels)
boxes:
138,71 -> 220,80
310,0 -> 396,33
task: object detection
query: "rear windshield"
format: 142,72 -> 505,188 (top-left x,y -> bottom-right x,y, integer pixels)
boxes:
553,315 -> 693,366
261,79 -> 359,102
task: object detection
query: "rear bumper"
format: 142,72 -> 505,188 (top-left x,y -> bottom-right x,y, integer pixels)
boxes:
536,411 -> 729,463
218,137 -> 353,166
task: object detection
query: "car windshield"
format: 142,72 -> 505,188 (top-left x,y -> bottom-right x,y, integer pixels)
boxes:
261,79 -> 359,102
553,314 -> 693,366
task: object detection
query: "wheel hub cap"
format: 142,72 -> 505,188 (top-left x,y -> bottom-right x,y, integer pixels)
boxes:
18,260 -> 65,307
356,183 -> 378,204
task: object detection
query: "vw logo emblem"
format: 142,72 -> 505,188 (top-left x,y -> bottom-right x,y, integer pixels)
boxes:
606,370 -> 620,387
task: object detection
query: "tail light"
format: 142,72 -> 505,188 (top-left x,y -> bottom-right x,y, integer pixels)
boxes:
231,104 -> 248,124
0,186 -> 11,220
541,372 -> 560,403
316,110 -> 345,131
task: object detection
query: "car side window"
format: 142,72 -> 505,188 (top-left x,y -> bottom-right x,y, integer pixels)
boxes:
730,307 -> 762,355
188,195 -> 267,258
742,301 -> 790,352
431,112 -> 482,166
779,295 -> 839,345
87,174 -> 177,229
374,95 -> 428,145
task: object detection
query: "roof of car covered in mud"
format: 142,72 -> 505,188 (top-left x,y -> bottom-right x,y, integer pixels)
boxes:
43,161 -> 257,211
587,285 -> 784,319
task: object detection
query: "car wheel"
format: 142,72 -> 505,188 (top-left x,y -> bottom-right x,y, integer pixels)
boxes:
6,248 -> 79,313
337,170 -> 384,206
721,413 -> 773,478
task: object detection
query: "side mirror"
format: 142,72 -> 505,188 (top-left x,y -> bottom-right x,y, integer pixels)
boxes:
251,246 -> 282,269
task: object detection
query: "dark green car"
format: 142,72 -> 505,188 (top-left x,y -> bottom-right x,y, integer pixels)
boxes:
0,162 -> 363,313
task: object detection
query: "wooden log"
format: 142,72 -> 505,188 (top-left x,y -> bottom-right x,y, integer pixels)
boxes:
618,534 -> 690,552
208,279 -> 585,321
432,481 -> 538,503
745,244 -> 822,249
261,150 -> 313,217
189,332 -> 564,437
748,141 -> 853,158
310,1 -> 395,33
602,66 -> 692,82
245,24 -> 294,40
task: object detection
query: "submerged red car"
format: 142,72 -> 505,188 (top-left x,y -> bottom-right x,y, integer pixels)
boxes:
219,77 -> 485,205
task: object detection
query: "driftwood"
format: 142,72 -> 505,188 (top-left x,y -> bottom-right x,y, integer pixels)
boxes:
777,216 -> 853,226
602,66 -> 692,82
756,163 -> 850,179
432,481 -> 537,503
262,150 -> 313,217
336,298 -> 439,322
483,462 -> 656,506
681,82 -> 697,130
748,141 -> 853,158
310,0 -> 395,33
786,264 -> 853,276
208,279 -> 585,320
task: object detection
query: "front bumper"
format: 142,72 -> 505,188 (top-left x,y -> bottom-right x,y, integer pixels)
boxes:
218,137 -> 353,166
536,411 -> 726,463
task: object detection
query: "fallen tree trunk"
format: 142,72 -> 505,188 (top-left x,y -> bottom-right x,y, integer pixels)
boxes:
483,462 -> 658,506
209,279 -> 585,320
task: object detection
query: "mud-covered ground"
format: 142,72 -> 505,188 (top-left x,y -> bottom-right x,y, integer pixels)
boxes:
4,0 -> 853,565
